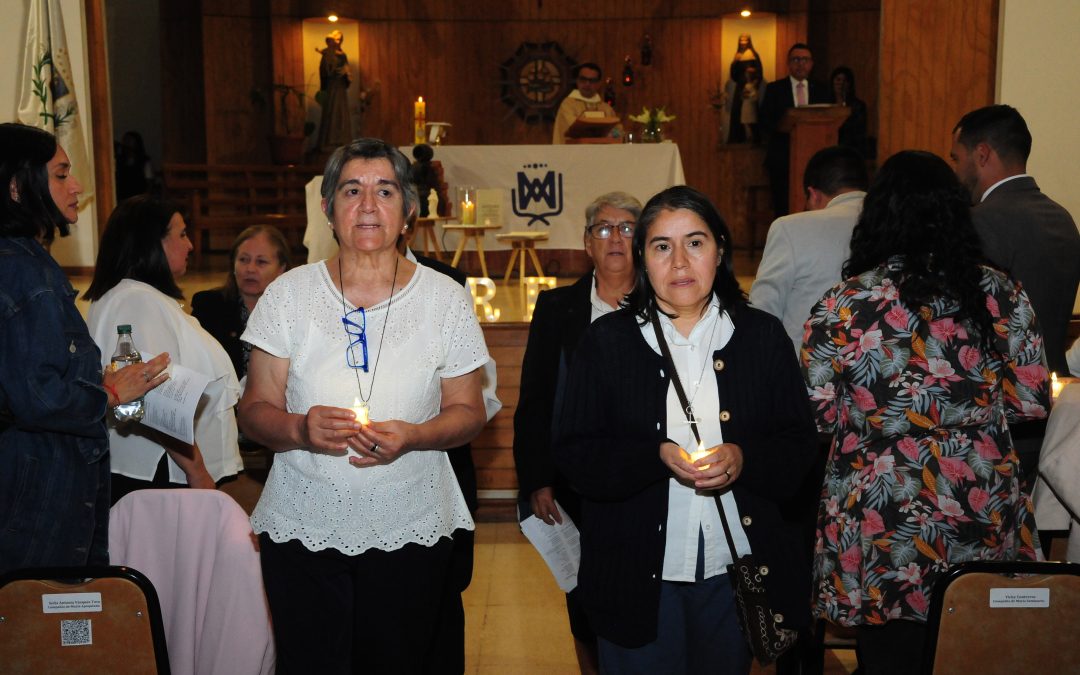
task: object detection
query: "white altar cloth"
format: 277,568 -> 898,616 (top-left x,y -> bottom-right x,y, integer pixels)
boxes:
304,143 -> 686,263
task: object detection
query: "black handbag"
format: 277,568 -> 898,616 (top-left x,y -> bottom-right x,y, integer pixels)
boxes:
651,313 -> 798,665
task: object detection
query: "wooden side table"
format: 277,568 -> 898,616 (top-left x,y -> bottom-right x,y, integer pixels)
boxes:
494,231 -> 549,284
444,223 -> 502,278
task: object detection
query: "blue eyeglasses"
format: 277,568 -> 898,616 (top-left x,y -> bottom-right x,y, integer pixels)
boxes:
342,307 -> 369,371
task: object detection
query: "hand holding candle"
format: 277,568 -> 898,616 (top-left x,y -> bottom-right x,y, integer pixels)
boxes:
689,440 -> 713,469
351,396 -> 370,426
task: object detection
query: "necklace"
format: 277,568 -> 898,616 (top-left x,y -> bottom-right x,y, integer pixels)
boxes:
682,311 -> 719,425
338,253 -> 399,424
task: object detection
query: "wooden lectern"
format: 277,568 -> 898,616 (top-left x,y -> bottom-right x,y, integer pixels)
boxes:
779,105 -> 850,212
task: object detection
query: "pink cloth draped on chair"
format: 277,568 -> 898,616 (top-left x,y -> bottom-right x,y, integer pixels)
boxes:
109,489 -> 275,675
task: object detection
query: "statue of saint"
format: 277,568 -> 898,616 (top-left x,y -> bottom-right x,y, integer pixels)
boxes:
315,30 -> 353,151
721,34 -> 766,144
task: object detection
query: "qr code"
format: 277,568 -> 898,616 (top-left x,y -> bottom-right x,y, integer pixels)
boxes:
60,618 -> 93,646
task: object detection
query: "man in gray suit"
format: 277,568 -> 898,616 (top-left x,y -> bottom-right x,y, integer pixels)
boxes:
752,147 -> 869,675
952,104 -> 1080,486
750,145 -> 869,352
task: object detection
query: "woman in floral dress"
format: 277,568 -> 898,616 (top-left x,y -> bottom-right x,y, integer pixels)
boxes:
801,151 -> 1049,674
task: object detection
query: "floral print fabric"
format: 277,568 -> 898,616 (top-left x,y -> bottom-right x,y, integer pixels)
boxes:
801,259 -> 1049,626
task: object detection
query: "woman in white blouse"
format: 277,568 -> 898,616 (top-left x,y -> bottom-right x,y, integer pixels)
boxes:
238,138 -> 489,674
85,195 -> 242,503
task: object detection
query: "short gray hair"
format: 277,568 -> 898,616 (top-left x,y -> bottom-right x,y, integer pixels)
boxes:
585,191 -> 643,230
321,138 -> 419,221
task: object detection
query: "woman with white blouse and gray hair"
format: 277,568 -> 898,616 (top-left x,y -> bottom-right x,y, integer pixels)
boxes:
238,138 -> 490,674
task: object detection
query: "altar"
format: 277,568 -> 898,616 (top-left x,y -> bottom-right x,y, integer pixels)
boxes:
304,143 -> 686,262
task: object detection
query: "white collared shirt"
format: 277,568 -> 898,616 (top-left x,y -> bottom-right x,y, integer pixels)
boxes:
640,299 -> 752,581
589,272 -> 621,322
980,173 -> 1031,203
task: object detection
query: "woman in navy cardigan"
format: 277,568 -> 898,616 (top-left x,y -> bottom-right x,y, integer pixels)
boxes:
554,186 -> 817,674
192,225 -> 291,380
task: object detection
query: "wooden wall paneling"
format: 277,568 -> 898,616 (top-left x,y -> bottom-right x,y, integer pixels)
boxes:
472,324 -> 528,493
160,3 -> 206,163
330,0 -> 788,22
203,15 -> 272,163
204,1 -> 889,233
878,0 -> 997,162
775,10 -> 810,68
270,17 -> 305,137
808,1 -> 880,149
84,0 -> 114,231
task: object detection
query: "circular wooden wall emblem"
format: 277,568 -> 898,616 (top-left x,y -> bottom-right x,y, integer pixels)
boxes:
500,41 -> 576,123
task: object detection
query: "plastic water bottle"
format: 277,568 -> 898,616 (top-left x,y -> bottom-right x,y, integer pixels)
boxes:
110,324 -> 145,423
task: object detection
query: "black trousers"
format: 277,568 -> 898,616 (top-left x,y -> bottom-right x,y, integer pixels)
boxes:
425,529 -> 474,675
259,533 -> 454,675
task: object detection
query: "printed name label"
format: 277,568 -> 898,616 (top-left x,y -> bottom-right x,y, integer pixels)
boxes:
42,592 -> 102,614
988,588 -> 1049,608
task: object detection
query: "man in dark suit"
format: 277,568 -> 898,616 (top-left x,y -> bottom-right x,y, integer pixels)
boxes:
951,104 -> 1080,487
759,43 -> 831,217
513,191 -> 642,675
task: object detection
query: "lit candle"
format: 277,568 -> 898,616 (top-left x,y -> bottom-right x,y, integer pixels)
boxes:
413,97 -> 426,145
351,396 -> 370,426
1051,372 -> 1063,400
460,199 -> 476,225
689,441 -> 712,469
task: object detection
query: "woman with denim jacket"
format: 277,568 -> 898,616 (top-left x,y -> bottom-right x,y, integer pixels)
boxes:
0,123 -> 168,574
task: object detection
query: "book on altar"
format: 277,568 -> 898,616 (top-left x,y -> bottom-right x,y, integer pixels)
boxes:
566,114 -> 620,141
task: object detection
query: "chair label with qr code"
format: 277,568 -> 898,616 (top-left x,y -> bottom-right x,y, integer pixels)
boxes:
41,592 -> 102,613
988,588 -> 1050,608
60,619 -> 93,646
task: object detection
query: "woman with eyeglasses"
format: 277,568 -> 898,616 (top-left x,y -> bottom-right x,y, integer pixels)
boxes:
0,123 -> 168,574
553,186 -> 817,673
237,138 -> 490,673
85,195 -> 241,503
514,190 -> 642,673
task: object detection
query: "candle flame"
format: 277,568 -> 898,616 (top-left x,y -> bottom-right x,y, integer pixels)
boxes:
689,441 -> 711,469
1051,372 -> 1063,400
351,397 -> 370,425
418,96 -> 424,103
